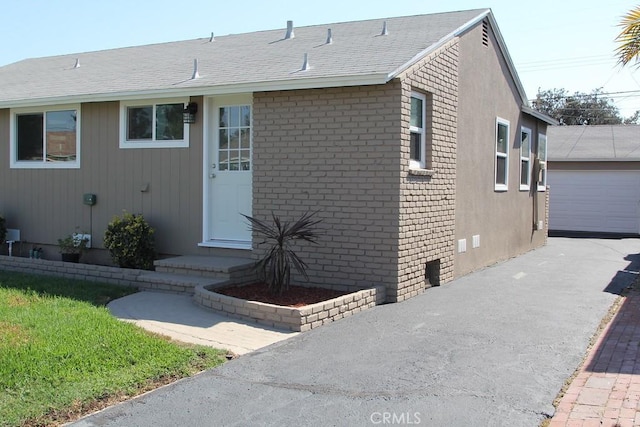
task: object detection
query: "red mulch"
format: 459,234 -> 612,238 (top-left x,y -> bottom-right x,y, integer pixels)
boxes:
215,282 -> 348,307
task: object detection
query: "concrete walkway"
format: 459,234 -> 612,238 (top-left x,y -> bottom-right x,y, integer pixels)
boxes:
108,291 -> 297,355
73,237 -> 640,427
549,290 -> 640,426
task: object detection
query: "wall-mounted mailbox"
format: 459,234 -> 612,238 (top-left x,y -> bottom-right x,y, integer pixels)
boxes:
83,193 -> 97,206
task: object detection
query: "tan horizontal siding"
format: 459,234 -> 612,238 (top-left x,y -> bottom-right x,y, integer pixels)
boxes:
0,99 -> 204,257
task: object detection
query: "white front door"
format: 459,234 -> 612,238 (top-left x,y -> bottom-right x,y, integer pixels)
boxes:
204,95 -> 253,248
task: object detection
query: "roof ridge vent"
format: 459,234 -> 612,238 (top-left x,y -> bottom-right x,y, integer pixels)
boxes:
191,59 -> 200,80
74,58 -> 80,69
209,32 -> 215,42
381,21 -> 388,36
326,28 -> 333,44
301,53 -> 310,71
285,20 -> 294,39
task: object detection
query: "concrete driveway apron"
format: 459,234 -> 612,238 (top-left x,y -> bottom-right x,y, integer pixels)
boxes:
72,237 -> 640,427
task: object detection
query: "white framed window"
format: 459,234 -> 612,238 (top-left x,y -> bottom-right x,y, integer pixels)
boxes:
409,92 -> 427,169
537,133 -> 547,191
495,118 -> 509,191
10,104 -> 81,169
119,98 -> 190,148
520,127 -> 532,191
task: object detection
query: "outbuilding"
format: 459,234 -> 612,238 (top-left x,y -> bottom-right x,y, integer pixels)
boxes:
548,125 -> 640,236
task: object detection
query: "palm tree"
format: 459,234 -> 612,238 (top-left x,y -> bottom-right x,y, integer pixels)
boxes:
616,5 -> 640,66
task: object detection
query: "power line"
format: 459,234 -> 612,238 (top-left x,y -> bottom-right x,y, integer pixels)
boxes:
516,54 -> 617,72
529,89 -> 640,102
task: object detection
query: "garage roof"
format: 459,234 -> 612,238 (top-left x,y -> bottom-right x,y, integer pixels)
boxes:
548,125 -> 640,161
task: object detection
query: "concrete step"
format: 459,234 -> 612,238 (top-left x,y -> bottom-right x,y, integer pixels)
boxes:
137,271 -> 229,295
154,255 -> 256,282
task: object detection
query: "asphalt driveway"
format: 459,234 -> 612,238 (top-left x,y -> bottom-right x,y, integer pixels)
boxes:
72,237 -> 640,426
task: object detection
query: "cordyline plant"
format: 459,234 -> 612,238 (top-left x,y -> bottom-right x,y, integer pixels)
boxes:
242,211 -> 322,296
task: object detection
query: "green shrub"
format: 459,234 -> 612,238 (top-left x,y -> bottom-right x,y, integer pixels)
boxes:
0,215 -> 6,243
103,212 -> 156,270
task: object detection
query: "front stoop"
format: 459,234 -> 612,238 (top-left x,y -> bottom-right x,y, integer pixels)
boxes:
146,255 -> 257,295
137,271 -> 228,295
154,255 -> 256,281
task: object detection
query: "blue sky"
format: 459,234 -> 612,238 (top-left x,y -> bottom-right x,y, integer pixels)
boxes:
2,0 -> 638,116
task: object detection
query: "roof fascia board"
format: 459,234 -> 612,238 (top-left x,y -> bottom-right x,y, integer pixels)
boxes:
522,105 -> 558,125
0,73 -> 389,109
483,12 -> 530,107
387,9 -> 492,81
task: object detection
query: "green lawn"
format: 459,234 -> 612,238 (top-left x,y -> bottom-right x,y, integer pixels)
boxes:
0,271 -> 227,427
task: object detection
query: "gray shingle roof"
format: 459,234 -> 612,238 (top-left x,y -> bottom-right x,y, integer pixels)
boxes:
548,125 -> 640,161
0,9 -> 488,107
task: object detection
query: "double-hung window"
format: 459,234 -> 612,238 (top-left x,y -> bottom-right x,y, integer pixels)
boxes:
495,118 -> 509,191
10,105 -> 80,169
409,92 -> 427,169
520,127 -> 532,190
120,98 -> 190,148
537,133 -> 547,191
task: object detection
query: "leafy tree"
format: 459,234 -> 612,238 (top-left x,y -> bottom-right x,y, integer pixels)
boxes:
532,88 -> 636,125
624,110 -> 640,124
616,5 -> 640,66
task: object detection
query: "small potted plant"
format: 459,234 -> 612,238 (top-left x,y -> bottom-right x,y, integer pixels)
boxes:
58,232 -> 89,263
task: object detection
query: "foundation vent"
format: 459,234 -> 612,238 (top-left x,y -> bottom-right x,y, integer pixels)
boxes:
426,260 -> 441,287
458,238 -> 467,253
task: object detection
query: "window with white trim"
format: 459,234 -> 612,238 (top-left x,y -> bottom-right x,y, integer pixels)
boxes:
409,92 -> 427,169
495,118 -> 509,191
520,127 -> 532,190
10,105 -> 80,169
120,99 -> 190,148
537,133 -> 547,191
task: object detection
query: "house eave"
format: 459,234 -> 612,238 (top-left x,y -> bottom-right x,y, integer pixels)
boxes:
0,73 -> 390,109
522,105 -> 558,126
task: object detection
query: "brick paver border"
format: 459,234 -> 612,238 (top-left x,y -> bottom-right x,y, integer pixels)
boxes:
548,291 -> 640,427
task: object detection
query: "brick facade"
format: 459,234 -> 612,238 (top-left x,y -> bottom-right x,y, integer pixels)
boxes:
252,40 -> 460,302
253,85 -> 403,300
395,40 -> 459,302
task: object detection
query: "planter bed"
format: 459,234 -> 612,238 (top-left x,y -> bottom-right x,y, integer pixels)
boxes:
194,284 -> 386,332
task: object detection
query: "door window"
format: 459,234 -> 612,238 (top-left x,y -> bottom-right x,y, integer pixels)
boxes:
219,106 -> 251,171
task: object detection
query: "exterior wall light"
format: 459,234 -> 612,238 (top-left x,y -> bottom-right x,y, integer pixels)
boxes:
183,102 -> 198,124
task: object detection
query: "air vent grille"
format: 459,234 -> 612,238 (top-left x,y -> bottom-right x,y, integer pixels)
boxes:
482,20 -> 489,47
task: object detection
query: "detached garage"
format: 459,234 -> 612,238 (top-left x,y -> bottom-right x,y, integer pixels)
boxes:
548,125 -> 640,236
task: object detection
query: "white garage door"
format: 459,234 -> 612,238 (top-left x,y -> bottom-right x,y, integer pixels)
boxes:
548,170 -> 640,234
